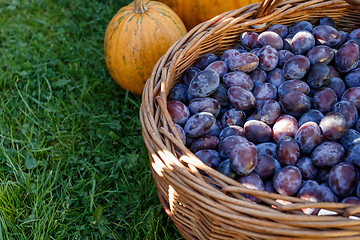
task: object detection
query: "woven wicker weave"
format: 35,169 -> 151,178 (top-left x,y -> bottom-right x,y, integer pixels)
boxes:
140,0 -> 360,239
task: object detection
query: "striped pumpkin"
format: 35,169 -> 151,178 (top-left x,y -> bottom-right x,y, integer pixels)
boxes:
104,0 -> 187,95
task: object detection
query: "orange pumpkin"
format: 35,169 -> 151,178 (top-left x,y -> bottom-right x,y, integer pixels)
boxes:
104,0 -> 187,95
158,0 -> 262,30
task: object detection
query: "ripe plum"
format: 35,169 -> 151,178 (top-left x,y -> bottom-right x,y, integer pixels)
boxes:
189,97 -> 221,117
230,141 -> 258,175
174,124 -> 186,145
341,87 -> 360,109
328,162 -> 359,197
276,136 -> 300,166
191,135 -> 220,153
184,112 -> 216,138
219,125 -> 246,141
244,120 -> 273,143
279,91 -> 311,117
194,53 -> 218,70
217,159 -> 238,179
296,157 -> 318,180
228,52 -> 259,72
288,21 -> 313,36
256,142 -> 277,158
272,115 -> 298,142
167,100 -> 190,126
335,40 -> 359,73
306,45 -> 334,65
332,101 -> 358,128
306,63 -> 331,89
267,24 -> 288,38
328,77 -> 346,99
254,153 -> 281,179
277,50 -> 294,67
313,87 -> 337,113
311,141 -> 345,168
340,129 -> 360,151
195,149 -> 222,169
298,110 -> 324,126
320,183 -> 339,202
295,121 -> 322,154
168,83 -> 188,103
211,83 -> 229,108
282,55 -> 310,80
257,45 -> 279,71
278,79 -> 310,96
349,29 -> 360,39
240,31 -> 261,49
205,60 -> 228,77
221,49 -> 241,66
228,86 -> 256,111
296,180 -> 322,215
347,144 -> 360,168
253,83 -> 277,104
341,196 -> 360,204
257,100 -> 281,125
312,25 -> 341,47
344,68 -> 360,87
319,111 -> 347,140
249,68 -> 267,87
223,71 -> 253,90
183,67 -> 201,85
258,31 -> 284,50
290,30 -> 315,55
238,172 -> 265,202
220,108 -> 246,128
218,135 -> 249,159
318,17 -> 336,28
273,166 -> 302,196
267,68 -> 286,87
356,118 -> 360,132
188,69 -> 220,98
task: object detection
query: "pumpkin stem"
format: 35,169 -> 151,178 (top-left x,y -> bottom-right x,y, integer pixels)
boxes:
134,0 -> 148,13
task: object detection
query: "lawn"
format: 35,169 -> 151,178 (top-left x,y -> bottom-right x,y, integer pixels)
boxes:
0,0 -> 183,239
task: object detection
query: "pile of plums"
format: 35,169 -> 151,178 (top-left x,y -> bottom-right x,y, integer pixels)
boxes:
167,17 -> 360,213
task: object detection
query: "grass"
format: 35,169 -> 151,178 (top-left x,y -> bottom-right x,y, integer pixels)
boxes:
0,0 -> 183,239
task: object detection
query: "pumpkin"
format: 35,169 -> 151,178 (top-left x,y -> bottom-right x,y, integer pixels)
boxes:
158,0 -> 262,30
104,0 -> 187,95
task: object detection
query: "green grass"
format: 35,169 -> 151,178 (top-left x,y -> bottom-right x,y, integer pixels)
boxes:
0,0 -> 183,239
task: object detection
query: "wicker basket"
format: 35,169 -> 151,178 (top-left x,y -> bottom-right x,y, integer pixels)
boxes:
139,0 -> 360,239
